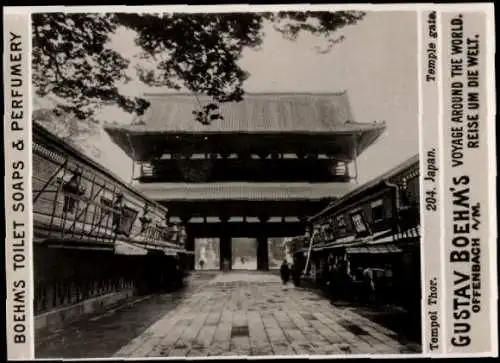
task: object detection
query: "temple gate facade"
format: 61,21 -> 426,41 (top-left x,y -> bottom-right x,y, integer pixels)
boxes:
105,92 -> 386,270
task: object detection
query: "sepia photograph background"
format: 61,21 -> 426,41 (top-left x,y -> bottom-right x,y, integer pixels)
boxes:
31,9 -> 422,358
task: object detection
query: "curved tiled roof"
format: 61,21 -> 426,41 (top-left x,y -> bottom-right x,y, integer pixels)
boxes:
103,92 -> 387,161
123,91 -> 356,133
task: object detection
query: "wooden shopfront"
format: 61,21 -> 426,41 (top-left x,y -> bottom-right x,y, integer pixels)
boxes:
33,123 -> 191,315
305,155 -> 421,310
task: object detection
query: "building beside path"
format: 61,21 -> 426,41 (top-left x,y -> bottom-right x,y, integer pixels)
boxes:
294,154 -> 420,313
104,92 -> 386,271
32,122 -> 192,332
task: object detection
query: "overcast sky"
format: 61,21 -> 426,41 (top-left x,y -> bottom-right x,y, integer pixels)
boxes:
78,10 -> 419,185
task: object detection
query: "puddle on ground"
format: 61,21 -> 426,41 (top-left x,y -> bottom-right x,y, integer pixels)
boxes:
339,320 -> 369,336
231,325 -> 250,338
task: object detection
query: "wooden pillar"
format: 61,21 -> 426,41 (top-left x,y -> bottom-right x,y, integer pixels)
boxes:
130,160 -> 135,184
219,217 -> 231,271
257,234 -> 269,271
185,234 -> 195,271
219,234 -> 232,271
180,215 -> 193,270
352,133 -> 360,184
257,215 -> 270,271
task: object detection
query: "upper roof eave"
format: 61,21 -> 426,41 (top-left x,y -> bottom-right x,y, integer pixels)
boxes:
103,122 -> 386,135
104,122 -> 387,162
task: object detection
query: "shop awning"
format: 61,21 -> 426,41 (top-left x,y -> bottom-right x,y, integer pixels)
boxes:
314,238 -> 365,251
346,243 -> 403,254
115,240 -> 148,256
37,236 -> 115,252
313,229 -> 397,251
115,240 -> 190,256
44,243 -> 114,252
162,247 -> 180,256
143,244 -> 189,256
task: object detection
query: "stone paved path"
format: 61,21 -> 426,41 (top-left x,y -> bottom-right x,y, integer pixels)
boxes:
35,272 -> 218,359
113,272 -> 421,357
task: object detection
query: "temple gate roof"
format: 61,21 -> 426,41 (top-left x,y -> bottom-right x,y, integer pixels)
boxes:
104,92 -> 386,161
116,91 -> 355,132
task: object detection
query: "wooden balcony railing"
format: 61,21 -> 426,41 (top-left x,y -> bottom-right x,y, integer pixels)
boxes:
33,125 -> 184,250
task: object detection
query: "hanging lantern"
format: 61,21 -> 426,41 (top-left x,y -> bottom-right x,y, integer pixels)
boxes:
304,227 -> 311,239
139,203 -> 152,232
179,226 -> 187,245
111,193 -> 124,227
329,160 -> 348,176
169,223 -> 179,242
114,193 -> 124,207
162,212 -> 169,228
62,169 -> 85,196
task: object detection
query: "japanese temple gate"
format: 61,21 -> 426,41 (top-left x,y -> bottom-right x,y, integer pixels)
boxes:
105,92 -> 386,270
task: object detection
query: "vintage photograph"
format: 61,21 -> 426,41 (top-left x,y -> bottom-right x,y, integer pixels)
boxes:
31,9 -> 422,358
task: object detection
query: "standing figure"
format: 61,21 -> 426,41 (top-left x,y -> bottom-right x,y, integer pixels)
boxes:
320,259 -> 330,293
223,258 -> 230,272
337,258 -> 348,300
328,260 -> 339,301
280,260 -> 290,285
353,267 -> 364,302
362,267 -> 375,304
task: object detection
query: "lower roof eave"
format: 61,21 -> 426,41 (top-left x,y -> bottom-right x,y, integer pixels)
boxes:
104,125 -> 386,162
132,182 -> 357,202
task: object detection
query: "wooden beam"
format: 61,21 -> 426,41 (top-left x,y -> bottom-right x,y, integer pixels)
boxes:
187,221 -> 305,238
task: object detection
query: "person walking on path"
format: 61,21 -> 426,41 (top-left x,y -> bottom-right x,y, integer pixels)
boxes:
320,259 -> 331,294
280,260 -> 290,285
328,260 -> 340,302
362,267 -> 376,304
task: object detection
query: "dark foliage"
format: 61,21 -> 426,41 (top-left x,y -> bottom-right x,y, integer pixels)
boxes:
32,11 -> 365,123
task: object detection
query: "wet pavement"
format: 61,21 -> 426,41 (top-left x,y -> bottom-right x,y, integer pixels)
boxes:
35,272 -> 218,359
36,271 -> 421,358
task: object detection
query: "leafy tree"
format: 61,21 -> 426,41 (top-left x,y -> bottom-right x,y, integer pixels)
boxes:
32,11 -> 365,123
